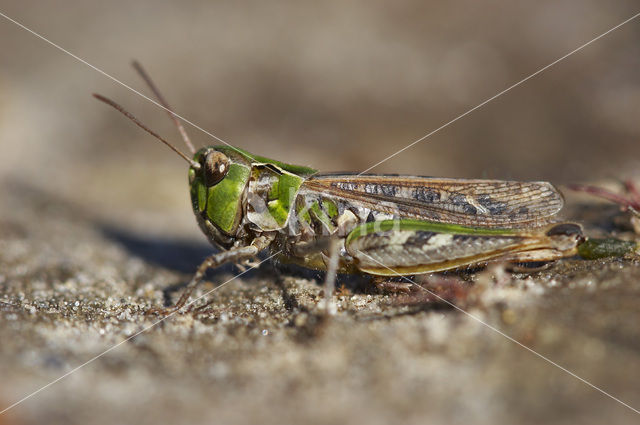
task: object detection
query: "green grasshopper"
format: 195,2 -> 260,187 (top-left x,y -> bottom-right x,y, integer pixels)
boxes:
94,63 -> 634,314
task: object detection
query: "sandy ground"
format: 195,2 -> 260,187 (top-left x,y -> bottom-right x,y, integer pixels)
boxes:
1,1 -> 640,424
1,178 -> 640,425
2,180 -> 640,425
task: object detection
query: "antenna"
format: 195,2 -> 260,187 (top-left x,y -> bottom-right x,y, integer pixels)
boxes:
93,93 -> 200,169
131,60 -> 196,154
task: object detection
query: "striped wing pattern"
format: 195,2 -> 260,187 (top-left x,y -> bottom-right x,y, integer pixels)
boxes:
302,174 -> 564,228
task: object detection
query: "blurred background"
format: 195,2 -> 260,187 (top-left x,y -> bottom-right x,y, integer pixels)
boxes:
2,2 -> 640,425
1,0 -> 640,238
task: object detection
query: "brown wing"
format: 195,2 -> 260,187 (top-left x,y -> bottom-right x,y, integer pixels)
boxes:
301,174 -> 564,228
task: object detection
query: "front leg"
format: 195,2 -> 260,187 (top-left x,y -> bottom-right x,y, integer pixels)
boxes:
148,236 -> 272,315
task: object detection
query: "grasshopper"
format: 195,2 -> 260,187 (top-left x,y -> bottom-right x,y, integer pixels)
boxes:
95,63 -> 632,314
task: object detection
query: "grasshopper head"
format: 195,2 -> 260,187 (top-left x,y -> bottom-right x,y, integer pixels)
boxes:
189,147 -> 251,247
93,64 -> 254,250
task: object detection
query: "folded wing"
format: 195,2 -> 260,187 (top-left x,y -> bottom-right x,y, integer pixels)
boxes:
302,174 -> 564,228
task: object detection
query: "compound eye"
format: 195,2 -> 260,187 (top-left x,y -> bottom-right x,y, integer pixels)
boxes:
203,151 -> 230,186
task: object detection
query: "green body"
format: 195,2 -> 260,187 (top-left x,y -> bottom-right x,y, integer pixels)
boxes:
185,145 -> 635,276
94,71 -> 638,304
